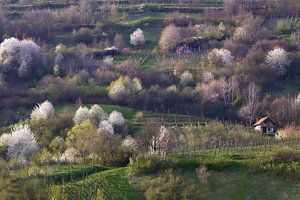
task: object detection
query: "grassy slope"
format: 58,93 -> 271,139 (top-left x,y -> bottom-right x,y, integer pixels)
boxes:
51,167 -> 144,200
182,169 -> 300,200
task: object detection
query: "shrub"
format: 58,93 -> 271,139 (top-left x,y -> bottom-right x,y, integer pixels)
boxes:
142,169 -> 207,200
265,147 -> 300,163
277,126 -> 300,139
128,155 -> 170,175
159,24 -> 182,50
73,28 -> 93,44
180,71 -> 193,86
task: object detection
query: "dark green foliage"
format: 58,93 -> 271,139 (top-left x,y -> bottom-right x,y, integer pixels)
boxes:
73,28 -> 94,44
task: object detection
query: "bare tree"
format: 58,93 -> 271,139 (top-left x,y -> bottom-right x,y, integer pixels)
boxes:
239,82 -> 260,125
76,43 -> 89,70
219,76 -> 238,108
22,9 -> 55,38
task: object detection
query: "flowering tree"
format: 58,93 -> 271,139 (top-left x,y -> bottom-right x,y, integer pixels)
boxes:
7,124 -> 39,161
98,120 -> 114,135
0,133 -> 11,147
122,136 -> 138,152
130,28 -> 145,46
202,71 -> 214,83
233,16 -> 265,43
207,48 -> 234,67
107,75 -> 143,102
31,100 -> 55,122
180,71 -> 193,86
0,37 -> 46,79
108,111 -> 125,127
149,126 -> 176,155
266,47 -> 290,76
159,24 -> 182,50
73,106 -> 91,124
59,147 -> 77,163
89,104 -> 108,123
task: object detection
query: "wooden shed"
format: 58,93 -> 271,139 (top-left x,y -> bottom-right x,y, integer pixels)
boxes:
253,116 -> 276,135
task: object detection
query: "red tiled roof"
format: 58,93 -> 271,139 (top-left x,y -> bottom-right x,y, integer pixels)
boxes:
253,116 -> 270,126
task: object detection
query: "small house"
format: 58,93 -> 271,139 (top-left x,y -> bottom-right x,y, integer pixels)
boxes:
253,116 -> 276,135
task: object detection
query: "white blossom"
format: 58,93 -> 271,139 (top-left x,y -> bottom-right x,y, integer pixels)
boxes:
0,37 -> 45,78
31,100 -> 55,122
55,43 -> 66,54
103,56 -> 114,66
89,104 -> 108,122
73,106 -> 91,124
202,71 -> 214,83
266,47 -> 290,76
180,71 -> 193,85
218,22 -> 225,31
130,28 -> 145,46
208,48 -> 234,67
108,111 -> 125,126
0,133 -> 11,146
108,76 -> 143,101
166,85 -> 177,92
7,124 -> 39,160
98,120 -> 114,135
150,126 -> 175,154
59,147 -> 77,163
122,136 -> 138,151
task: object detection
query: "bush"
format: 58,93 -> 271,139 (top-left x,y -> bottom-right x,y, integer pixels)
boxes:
73,28 -> 93,44
142,169 -> 207,200
265,147 -> 300,163
128,155 -> 201,176
128,155 -> 170,175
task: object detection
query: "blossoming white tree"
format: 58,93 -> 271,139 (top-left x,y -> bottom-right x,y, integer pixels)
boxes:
7,124 -> 39,161
149,125 -> 176,155
207,48 -> 234,67
89,104 -> 108,122
98,120 -> 114,135
73,106 -> 91,124
0,37 -> 45,79
108,75 -> 143,102
180,71 -> 193,85
59,147 -> 77,163
266,47 -> 290,76
130,28 -> 145,46
122,136 -> 138,152
31,100 -> 55,122
108,111 -> 125,126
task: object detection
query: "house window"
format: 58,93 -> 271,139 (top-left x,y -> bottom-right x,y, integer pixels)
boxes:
267,128 -> 273,133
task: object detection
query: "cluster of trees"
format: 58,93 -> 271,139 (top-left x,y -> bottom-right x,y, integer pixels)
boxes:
0,38 -> 46,80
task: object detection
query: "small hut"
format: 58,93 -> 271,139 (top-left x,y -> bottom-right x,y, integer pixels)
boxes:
253,116 -> 276,135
